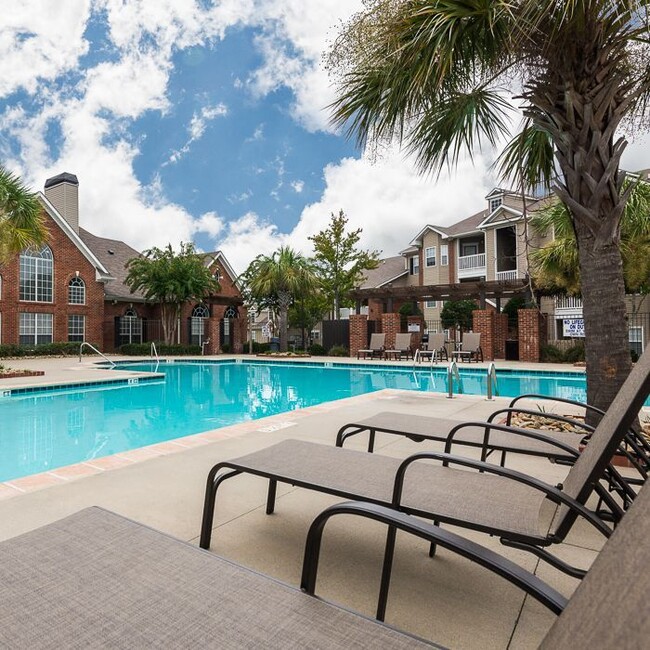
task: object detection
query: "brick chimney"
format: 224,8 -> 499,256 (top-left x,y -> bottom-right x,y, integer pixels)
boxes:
44,172 -> 79,233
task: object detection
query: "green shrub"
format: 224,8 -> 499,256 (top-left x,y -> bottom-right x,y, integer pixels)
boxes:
309,343 -> 326,356
221,343 -> 231,353
564,343 -> 585,363
0,342 -> 94,358
243,341 -> 271,354
119,343 -> 201,355
540,344 -> 566,363
631,349 -> 640,362
328,345 -> 349,357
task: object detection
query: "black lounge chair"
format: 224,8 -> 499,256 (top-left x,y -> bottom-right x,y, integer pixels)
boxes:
201,345 -> 650,610
304,478 -> 650,646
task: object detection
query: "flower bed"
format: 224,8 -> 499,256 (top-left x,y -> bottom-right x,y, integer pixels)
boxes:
0,369 -> 45,380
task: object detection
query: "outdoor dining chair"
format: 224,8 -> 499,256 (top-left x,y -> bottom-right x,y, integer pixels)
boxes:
357,332 -> 386,359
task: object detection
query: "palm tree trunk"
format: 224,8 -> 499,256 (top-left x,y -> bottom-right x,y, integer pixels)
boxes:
279,306 -> 288,352
575,222 -> 632,421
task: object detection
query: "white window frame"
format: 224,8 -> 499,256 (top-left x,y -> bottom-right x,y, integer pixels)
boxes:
440,245 -> 448,266
68,314 -> 85,342
425,246 -> 436,267
425,300 -> 437,308
489,197 -> 502,212
19,246 -> 53,303
410,255 -> 419,275
68,277 -> 86,305
629,326 -> 644,354
19,312 -> 53,345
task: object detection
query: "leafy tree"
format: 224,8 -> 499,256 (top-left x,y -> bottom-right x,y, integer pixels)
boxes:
328,0 -> 650,413
441,300 -> 477,335
309,210 -> 380,318
288,293 -> 330,350
531,179 -> 650,297
245,246 -> 317,352
125,243 -> 220,345
0,166 -> 47,261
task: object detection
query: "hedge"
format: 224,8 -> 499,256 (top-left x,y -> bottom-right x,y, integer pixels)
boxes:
0,342 -> 95,358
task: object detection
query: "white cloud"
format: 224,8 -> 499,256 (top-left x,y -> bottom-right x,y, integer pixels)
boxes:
216,147 -> 496,272
291,180 -> 304,193
0,0 -> 91,97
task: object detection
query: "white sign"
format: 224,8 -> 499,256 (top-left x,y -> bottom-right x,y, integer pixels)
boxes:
563,318 -> 585,338
407,323 -> 421,332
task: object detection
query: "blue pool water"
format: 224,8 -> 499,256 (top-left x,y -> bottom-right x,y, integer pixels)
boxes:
0,360 -> 591,482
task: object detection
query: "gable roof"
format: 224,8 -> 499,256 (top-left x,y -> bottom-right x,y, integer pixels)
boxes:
358,256 -> 408,289
78,228 -> 144,301
38,193 -> 113,282
443,209 -> 488,237
201,251 -> 239,285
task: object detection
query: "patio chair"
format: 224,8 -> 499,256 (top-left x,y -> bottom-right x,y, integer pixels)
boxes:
452,332 -> 483,362
384,333 -> 414,360
303,478 -> 650,644
0,506 -> 434,648
200,345 -> 650,597
428,332 -> 448,361
2,492 -> 647,648
357,332 -> 386,359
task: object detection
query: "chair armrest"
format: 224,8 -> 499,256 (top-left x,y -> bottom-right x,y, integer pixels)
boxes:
444,420 -> 582,457
301,501 -> 568,615
392,448 -> 612,538
508,393 -> 606,418
487,407 -> 595,434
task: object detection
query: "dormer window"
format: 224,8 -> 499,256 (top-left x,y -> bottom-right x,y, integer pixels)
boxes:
489,197 -> 502,212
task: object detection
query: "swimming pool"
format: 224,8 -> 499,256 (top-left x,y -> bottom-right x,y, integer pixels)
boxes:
0,360 -> 590,482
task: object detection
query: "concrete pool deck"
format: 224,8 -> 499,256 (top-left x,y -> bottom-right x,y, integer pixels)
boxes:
0,354 -> 634,648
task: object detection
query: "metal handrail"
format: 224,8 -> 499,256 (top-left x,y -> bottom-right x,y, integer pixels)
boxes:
150,342 -> 159,362
487,362 -> 499,400
79,341 -> 115,367
447,360 -> 462,398
413,347 -> 438,368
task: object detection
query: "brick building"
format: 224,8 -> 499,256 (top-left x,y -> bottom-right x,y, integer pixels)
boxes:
0,173 -> 245,354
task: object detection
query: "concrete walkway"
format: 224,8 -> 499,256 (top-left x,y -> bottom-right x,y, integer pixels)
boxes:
0,355 -> 614,648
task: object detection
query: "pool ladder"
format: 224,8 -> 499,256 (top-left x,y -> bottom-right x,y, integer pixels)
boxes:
486,362 -> 499,400
446,360 -> 462,398
79,341 -> 115,367
151,342 -> 160,371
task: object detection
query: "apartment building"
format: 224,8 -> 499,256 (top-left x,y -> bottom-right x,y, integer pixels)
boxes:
0,173 -> 245,353
400,183 -> 650,354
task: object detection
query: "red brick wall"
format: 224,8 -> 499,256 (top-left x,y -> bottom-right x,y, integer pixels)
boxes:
494,313 -> 508,359
518,309 -> 545,362
381,312 -> 401,350
349,314 -> 368,357
407,315 -> 425,348
472,309 -> 495,360
0,214 -> 105,348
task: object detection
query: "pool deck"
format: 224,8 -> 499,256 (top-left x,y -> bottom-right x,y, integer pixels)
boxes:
0,354 -> 635,648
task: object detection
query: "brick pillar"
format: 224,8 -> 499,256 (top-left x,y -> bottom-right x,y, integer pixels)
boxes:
494,313 -> 508,359
349,314 -> 368,358
407,315 -> 425,348
381,312 -> 401,350
205,317 -> 221,355
518,309 -> 545,362
472,309 -> 495,360
232,317 -> 246,354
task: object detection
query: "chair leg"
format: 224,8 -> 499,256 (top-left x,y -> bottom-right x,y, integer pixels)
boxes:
200,467 -> 241,549
266,479 -> 277,514
428,520 -> 440,557
377,525 -> 397,621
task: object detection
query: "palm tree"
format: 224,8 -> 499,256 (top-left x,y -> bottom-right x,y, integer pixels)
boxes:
531,179 -> 650,297
328,0 -> 650,413
0,166 -> 47,261
246,246 -> 318,352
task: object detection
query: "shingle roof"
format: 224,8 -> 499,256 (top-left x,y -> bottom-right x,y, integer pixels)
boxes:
78,228 -> 144,301
358,256 -> 407,289
443,209 -> 488,236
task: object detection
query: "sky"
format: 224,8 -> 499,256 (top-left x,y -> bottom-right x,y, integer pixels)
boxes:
1,1 -> 649,275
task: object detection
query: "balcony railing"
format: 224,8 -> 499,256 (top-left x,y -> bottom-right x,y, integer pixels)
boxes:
555,296 -> 583,311
496,269 -> 518,281
457,253 -> 486,271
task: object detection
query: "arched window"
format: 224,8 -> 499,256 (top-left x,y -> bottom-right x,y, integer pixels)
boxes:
20,245 -> 53,302
120,307 -> 142,344
68,277 -> 86,304
224,305 -> 238,319
192,304 -> 210,318
190,304 -> 209,346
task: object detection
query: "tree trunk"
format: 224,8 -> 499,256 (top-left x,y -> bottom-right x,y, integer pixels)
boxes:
278,306 -> 288,352
160,303 -> 179,346
574,221 -> 632,423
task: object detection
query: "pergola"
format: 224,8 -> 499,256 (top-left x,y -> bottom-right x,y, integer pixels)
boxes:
349,279 -> 530,312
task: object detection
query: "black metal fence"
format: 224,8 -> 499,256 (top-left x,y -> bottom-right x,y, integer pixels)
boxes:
322,319 -> 350,351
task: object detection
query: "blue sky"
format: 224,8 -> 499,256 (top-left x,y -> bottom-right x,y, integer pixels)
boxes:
1,1 -> 649,274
